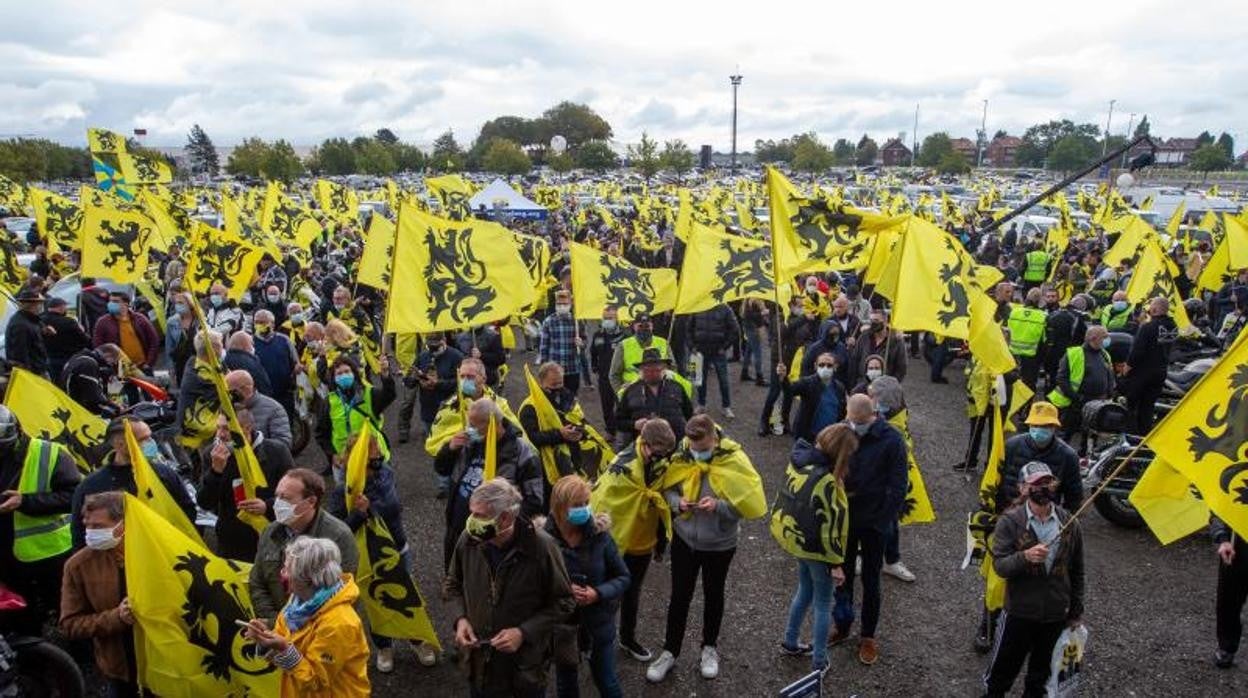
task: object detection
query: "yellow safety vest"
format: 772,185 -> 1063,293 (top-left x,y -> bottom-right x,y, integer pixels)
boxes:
1006,305 -> 1047,357
1047,345 -> 1111,407
327,385 -> 389,457
13,439 -> 72,563
1100,304 -> 1133,331
619,336 -> 670,386
1023,250 -> 1050,282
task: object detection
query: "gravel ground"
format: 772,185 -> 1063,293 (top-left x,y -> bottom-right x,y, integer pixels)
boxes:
343,352 -> 1248,697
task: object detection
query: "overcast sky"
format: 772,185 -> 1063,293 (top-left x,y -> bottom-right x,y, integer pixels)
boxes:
3,0 -> 1245,152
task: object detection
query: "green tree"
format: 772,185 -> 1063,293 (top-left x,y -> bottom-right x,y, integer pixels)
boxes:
576,140 -> 619,173
0,139 -> 90,182
1190,144 -> 1232,173
917,132 -> 954,167
313,137 -> 356,175
627,132 -> 661,183
1047,134 -> 1098,172
481,138 -> 532,175
547,151 -> 575,174
936,151 -> 971,175
659,139 -> 695,181
262,140 -> 304,183
855,135 -> 878,166
1196,131 -> 1215,148
1216,132 -> 1235,160
1013,120 -> 1101,168
478,116 -> 541,148
430,130 -> 465,172
1104,134 -> 1127,155
792,133 -> 834,173
390,142 -> 425,172
374,128 -> 399,145
754,138 -> 795,163
225,137 -> 270,178
832,138 -> 856,165
542,101 -> 612,150
1133,115 -> 1150,138
354,139 -> 397,175
185,124 -> 219,176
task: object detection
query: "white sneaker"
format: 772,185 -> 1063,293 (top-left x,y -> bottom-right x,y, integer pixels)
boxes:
883,561 -> 916,582
376,646 -> 394,673
646,650 -> 676,683
414,641 -> 438,667
700,645 -> 720,679
722,407 -> 736,420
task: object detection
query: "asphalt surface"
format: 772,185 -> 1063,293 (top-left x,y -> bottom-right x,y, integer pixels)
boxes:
334,350 -> 1248,697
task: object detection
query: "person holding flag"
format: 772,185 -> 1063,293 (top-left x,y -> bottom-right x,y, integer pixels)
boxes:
1213,514 -> 1248,669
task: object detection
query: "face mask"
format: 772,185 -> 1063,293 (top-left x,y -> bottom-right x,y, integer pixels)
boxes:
140,439 -> 160,461
816,366 -> 835,380
367,457 -> 384,470
601,319 -> 617,331
210,294 -> 224,307
850,421 -> 870,436
290,313 -> 305,326
1029,427 -> 1054,445
174,302 -> 189,314
1102,337 -> 1111,348
567,505 -> 593,526
334,302 -> 347,311
690,448 -> 714,462
869,320 -> 884,333
465,514 -> 499,542
307,340 -> 323,352
84,524 -> 122,551
555,304 -> 572,316
460,378 -> 478,395
1029,486 -> 1054,505
806,285 -> 819,294
465,425 -> 483,442
273,498 -> 300,524
866,368 -> 883,381
106,301 -> 122,316
635,329 -> 653,343
428,342 -> 444,354
266,293 -> 281,303
335,373 -> 355,390
255,324 -> 272,336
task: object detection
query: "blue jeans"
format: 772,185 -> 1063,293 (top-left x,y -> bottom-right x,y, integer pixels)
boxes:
743,327 -> 764,378
697,352 -> 731,408
784,559 -> 835,669
555,620 -> 623,698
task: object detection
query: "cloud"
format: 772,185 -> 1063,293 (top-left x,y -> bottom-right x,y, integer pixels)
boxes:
3,0 -> 1245,151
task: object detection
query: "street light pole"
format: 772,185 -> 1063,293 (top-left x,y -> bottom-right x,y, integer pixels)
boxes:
1102,99 -> 1116,156
1122,113 -> 1135,168
911,103 -> 919,166
978,99 -> 988,167
730,72 -> 743,174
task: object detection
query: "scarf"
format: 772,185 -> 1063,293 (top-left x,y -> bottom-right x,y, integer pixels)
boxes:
282,580 -> 343,632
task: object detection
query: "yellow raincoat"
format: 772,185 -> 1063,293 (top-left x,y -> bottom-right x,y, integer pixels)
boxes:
272,574 -> 370,698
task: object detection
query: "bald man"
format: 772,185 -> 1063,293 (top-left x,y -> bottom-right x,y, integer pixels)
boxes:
226,370 -> 292,449
1049,325 -> 1114,449
222,332 -> 274,398
1125,297 -> 1177,434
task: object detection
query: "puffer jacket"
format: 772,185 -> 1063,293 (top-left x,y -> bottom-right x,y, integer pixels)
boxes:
688,304 -> 740,355
544,515 -> 631,628
991,503 -> 1085,623
996,433 -> 1082,514
272,574 -> 370,697
444,517 -> 575,696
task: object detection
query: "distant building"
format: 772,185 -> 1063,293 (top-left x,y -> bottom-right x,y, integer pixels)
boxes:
986,135 -> 1022,167
880,138 -> 912,167
950,137 -> 977,162
1238,151 -> 1248,168
1153,137 -> 1200,167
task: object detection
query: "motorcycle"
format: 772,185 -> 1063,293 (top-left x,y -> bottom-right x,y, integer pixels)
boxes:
1079,400 -> 1150,529
1153,356 -> 1216,419
0,585 -> 85,697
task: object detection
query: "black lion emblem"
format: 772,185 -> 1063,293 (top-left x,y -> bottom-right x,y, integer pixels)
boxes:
599,253 -> 656,320
96,218 -> 152,274
191,239 -> 252,289
423,225 -> 496,325
937,238 -> 972,328
789,196 -> 864,258
712,238 -> 771,302
174,553 -> 273,681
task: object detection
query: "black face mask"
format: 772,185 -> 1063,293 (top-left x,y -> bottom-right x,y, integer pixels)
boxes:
367,457 -> 384,470
869,321 -> 885,333
1029,487 -> 1054,505
228,390 -> 244,404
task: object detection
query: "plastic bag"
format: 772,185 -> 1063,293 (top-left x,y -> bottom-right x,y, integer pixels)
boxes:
1046,624 -> 1088,697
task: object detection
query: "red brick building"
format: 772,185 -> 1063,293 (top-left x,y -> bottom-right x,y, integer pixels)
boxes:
986,135 -> 1022,167
880,138 -> 912,167
950,137 -> 977,162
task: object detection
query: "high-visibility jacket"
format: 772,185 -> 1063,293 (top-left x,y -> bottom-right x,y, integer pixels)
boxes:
327,385 -> 388,457
1006,305 -> 1047,357
14,439 -> 72,562
619,336 -> 670,386
1023,250 -> 1051,282
1099,304 -> 1134,331
1047,345 -> 1111,407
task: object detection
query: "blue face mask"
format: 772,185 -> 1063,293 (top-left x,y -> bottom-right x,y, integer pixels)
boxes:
567,505 -> 593,526
1029,427 -> 1054,445
335,373 -> 355,391
140,439 -> 160,460
690,448 -> 714,462
174,302 -> 188,314
1112,301 -> 1128,312
460,378 -> 478,395
210,294 -> 224,308
465,426 -> 482,442
106,301 -> 122,316
1102,337 -> 1112,348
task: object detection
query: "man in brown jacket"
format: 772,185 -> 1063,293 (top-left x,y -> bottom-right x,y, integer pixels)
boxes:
445,478 -> 575,697
59,491 -> 137,697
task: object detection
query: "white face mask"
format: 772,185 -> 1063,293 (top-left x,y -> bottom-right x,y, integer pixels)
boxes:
556,304 -> 572,316
84,524 -> 121,551
273,498 -> 300,524
816,366 -> 835,380
866,368 -> 883,381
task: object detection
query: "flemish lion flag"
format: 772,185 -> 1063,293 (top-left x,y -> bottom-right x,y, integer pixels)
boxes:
185,221 -> 266,301
425,174 -> 475,220
520,365 -> 614,485
385,203 -> 535,333
675,221 -> 789,315
119,151 -> 173,185
568,241 -> 677,323
125,421 -> 203,545
344,426 -> 441,648
80,199 -> 157,283
261,182 -> 323,249
3,368 -> 107,471
1143,330 -> 1248,538
1128,456 -> 1208,545
357,213 -> 395,290
314,178 -> 360,226
888,410 -> 935,525
28,187 -> 83,251
124,495 -> 279,697
0,174 -> 26,212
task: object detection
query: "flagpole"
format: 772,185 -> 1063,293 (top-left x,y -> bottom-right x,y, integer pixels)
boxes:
1056,437 -> 1150,536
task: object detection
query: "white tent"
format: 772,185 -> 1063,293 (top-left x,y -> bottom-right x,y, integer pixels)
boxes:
468,178 -> 548,220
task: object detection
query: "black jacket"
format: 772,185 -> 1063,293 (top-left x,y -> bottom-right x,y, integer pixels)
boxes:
1056,344 -> 1114,402
688,304 -> 740,355
614,378 -> 693,446
411,345 -> 464,423
457,328 -> 507,387
329,461 -> 407,552
518,389 -> 582,481
991,503 -> 1085,623
5,309 -> 48,376
589,327 -> 624,378
196,433 -> 293,562
434,421 -> 544,534
784,375 -> 848,443
61,350 -> 115,416
222,348 -> 274,397
543,516 -> 631,628
996,433 -> 1082,513
40,311 -> 91,368
69,453 -> 194,549
844,419 -> 908,531
847,331 -> 907,387
1126,315 -> 1178,385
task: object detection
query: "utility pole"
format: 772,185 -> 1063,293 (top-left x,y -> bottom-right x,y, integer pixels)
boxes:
1122,113 -> 1135,168
911,103 -> 919,166
1102,99 -> 1116,156
978,99 -> 988,167
730,72 -> 743,174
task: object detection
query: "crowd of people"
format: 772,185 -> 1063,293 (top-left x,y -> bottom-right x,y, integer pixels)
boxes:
0,179 -> 1246,698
